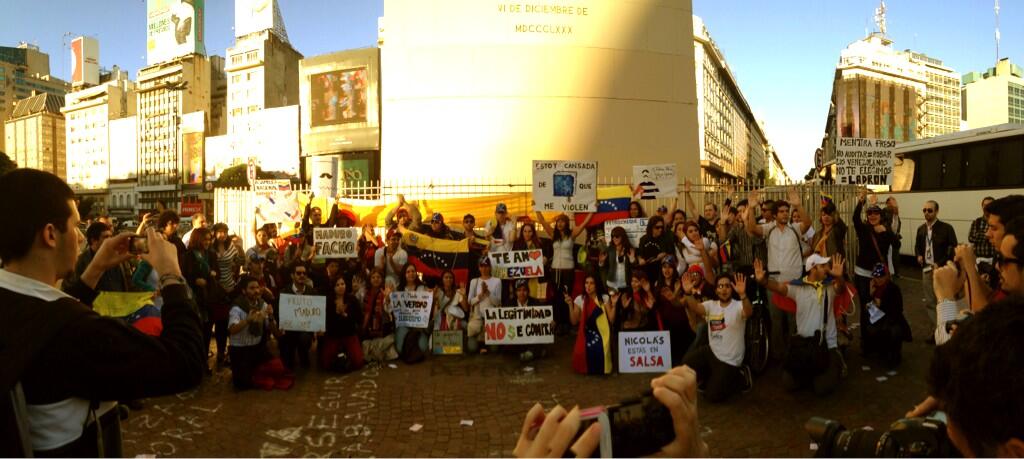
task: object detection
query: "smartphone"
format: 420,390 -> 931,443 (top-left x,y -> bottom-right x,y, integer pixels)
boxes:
128,235 -> 149,255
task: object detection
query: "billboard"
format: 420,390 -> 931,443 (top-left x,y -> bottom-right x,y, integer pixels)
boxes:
180,111 -> 205,185
108,116 -> 138,180
232,105 -> 300,177
310,67 -> 368,127
300,48 -> 381,155
235,0 -> 289,41
71,36 -> 99,86
147,0 -> 206,65
204,135 -> 238,183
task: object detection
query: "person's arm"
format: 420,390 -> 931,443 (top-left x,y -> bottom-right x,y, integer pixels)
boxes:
567,295 -> 582,325
753,258 -> 787,297
683,179 -> 698,221
787,187 -> 811,235
852,190 -> 867,232
954,244 -> 991,312
301,194 -> 314,234
948,223 -> 958,248
745,191 -> 765,237
733,273 -> 753,319
694,238 -> 716,284
572,213 -> 593,239
228,307 -> 254,335
535,211 -> 554,238
603,294 -> 616,326
830,254 -> 847,290
915,226 -> 925,266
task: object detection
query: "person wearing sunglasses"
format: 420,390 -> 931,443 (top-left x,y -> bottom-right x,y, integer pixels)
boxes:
994,217 -> 1024,296
637,216 -> 673,282
915,200 -> 958,336
277,263 -> 317,370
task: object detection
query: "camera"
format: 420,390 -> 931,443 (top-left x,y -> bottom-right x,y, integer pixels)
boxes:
805,416 -> 959,457
574,390 -> 675,458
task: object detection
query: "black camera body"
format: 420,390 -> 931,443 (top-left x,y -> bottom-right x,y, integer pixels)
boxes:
806,416 -> 960,458
577,390 -> 675,458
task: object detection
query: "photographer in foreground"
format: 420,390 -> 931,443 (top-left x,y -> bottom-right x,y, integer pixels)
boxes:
0,169 -> 205,457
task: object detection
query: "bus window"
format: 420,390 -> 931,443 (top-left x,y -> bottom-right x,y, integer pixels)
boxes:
943,148 -> 963,188
996,138 -> 1024,187
916,150 -> 942,190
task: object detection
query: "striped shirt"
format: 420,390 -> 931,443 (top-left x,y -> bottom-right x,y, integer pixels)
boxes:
216,244 -> 244,292
229,304 -> 268,347
725,223 -> 763,269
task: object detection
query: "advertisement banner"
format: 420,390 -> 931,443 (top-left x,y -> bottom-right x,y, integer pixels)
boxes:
488,249 -> 545,279
632,163 -> 677,199
146,0 -> 205,66
180,200 -> 203,217
604,218 -> 647,247
390,291 -> 433,328
232,105 -> 300,177
254,179 -> 300,226
310,67 -> 369,128
532,160 -> 597,212
432,330 -> 464,355
311,156 -> 339,198
483,306 -> 554,345
313,227 -> 358,259
278,294 -> 327,332
835,138 -> 896,186
71,36 -> 99,87
618,331 -> 672,373
180,111 -> 205,185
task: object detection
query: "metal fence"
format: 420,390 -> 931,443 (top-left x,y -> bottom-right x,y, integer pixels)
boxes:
216,178 -> 863,258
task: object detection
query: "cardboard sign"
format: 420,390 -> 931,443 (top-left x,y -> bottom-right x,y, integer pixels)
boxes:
391,291 -> 433,328
532,160 -> 597,212
632,164 -> 677,199
835,138 -> 896,186
432,330 -> 464,355
279,294 -> 327,332
618,331 -> 672,373
488,249 -> 545,279
604,218 -> 648,247
483,306 -> 555,345
254,179 -> 301,226
313,227 -> 358,259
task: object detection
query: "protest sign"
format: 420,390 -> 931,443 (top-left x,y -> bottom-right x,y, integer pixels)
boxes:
604,218 -> 648,247
618,331 -> 672,373
835,138 -> 896,186
254,179 -> 301,226
279,294 -> 327,332
632,164 -> 677,199
488,249 -> 545,279
533,160 -> 597,212
483,306 -> 555,345
311,156 -> 339,198
314,227 -> 358,259
432,330 -> 464,355
391,291 -> 433,328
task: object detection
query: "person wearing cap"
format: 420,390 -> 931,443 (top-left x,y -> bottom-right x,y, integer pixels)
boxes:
418,212 -> 455,240
467,257 -> 501,352
373,230 -> 408,289
852,189 -> 897,342
914,199 -> 957,335
486,202 -> 517,254
862,263 -> 911,368
754,254 -> 849,395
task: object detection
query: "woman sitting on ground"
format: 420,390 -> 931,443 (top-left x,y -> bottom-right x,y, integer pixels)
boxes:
433,270 -> 470,350
320,275 -> 365,372
228,276 -> 284,390
615,270 -> 656,333
361,269 -> 398,362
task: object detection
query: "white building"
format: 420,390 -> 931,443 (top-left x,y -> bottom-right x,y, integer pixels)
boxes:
62,74 -> 135,201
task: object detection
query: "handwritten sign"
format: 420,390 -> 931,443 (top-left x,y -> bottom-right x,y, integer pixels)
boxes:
835,138 -> 895,186
279,294 -> 327,332
632,164 -> 677,199
390,291 -> 433,328
432,330 -> 464,355
254,179 -> 301,226
483,306 -> 555,345
604,218 -> 648,247
618,331 -> 671,373
488,249 -> 545,279
532,160 -> 597,212
314,227 -> 358,259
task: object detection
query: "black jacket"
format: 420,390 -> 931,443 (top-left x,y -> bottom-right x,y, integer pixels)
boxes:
915,220 -> 958,268
0,279 -> 204,456
852,201 -> 897,271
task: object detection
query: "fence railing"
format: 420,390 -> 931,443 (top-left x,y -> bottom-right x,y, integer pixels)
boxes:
217,178 -> 863,260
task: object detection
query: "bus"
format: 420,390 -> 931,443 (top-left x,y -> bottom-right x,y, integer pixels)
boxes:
889,123 -> 1024,256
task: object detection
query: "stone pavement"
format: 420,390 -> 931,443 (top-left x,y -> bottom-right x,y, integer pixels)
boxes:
122,268 -> 937,458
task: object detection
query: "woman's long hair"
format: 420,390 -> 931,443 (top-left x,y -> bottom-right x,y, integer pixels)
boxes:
211,223 -> 231,252
397,262 -> 421,291
552,214 -> 573,241
610,226 -> 632,250
644,216 -> 664,238
517,222 -> 542,248
187,227 -> 211,251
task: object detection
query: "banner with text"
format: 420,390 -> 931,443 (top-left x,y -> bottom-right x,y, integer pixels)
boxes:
432,330 -> 464,355
254,179 -> 302,226
835,138 -> 896,186
604,218 -> 648,247
279,294 -> 327,332
483,306 -> 555,345
391,291 -> 433,328
632,164 -> 677,199
489,249 -> 545,279
618,331 -> 672,373
533,160 -> 597,212
314,227 -> 359,259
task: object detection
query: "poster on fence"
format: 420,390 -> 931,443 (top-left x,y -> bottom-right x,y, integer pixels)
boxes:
313,227 -> 358,259
311,156 -> 339,198
432,330 -> 464,355
604,218 -> 648,247
835,138 -> 896,186
279,294 -> 327,332
632,164 -> 677,199
488,249 -> 545,279
483,306 -> 555,345
532,160 -> 597,212
618,331 -> 672,373
254,179 -> 302,226
390,291 -> 433,328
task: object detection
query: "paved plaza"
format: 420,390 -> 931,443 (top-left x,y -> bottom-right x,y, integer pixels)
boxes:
122,268 -> 936,458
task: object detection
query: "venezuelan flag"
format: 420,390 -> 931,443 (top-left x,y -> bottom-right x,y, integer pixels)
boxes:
574,185 -> 632,227
400,229 -> 475,285
93,291 -> 163,336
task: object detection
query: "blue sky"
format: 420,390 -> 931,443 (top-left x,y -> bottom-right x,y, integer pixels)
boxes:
2,0 -> 1020,178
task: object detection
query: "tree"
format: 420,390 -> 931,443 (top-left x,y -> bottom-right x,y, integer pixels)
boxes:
215,164 -> 299,188
0,151 -> 16,177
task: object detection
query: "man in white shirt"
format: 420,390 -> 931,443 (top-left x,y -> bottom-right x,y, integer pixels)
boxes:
374,231 -> 408,289
679,273 -> 753,402
181,213 -> 206,247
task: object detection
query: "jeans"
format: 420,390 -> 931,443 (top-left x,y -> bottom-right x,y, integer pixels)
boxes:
855,274 -> 872,341
922,269 -> 937,330
783,348 -> 843,396
682,345 -> 745,402
395,326 -> 430,354
768,288 -> 795,360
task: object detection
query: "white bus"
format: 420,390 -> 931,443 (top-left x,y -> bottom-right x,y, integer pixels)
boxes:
889,123 -> 1024,256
